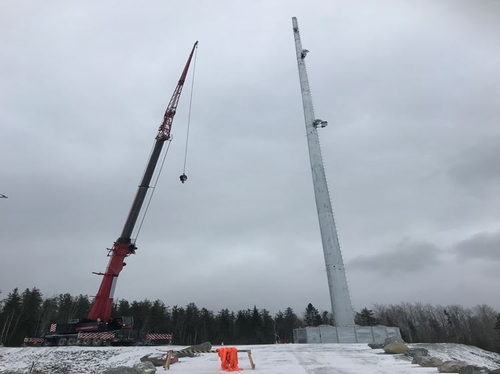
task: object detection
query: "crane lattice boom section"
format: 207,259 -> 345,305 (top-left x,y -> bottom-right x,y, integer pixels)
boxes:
157,41 -> 198,141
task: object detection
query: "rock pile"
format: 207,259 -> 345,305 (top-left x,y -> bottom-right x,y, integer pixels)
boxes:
369,338 -> 500,373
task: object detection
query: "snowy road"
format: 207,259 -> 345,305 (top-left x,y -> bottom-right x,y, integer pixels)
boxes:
246,344 -> 437,374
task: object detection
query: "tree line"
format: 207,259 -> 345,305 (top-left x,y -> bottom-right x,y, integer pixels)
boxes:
1,288 -> 499,353
357,303 -> 500,353
0,288 -> 329,346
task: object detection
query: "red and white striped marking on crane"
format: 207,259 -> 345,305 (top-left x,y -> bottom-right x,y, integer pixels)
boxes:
23,337 -> 44,345
146,333 -> 172,340
77,332 -> 116,340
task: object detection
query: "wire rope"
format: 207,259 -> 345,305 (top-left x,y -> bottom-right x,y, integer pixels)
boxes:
182,45 -> 198,175
133,139 -> 172,241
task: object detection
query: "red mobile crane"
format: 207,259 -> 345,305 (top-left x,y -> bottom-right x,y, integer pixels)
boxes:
26,42 -> 198,347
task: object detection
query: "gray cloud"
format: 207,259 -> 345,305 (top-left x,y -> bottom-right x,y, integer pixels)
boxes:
453,230 -> 500,262
448,136 -> 500,195
348,239 -> 442,276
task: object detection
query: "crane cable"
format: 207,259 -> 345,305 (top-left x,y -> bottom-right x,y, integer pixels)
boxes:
180,44 -> 198,184
133,139 -> 172,241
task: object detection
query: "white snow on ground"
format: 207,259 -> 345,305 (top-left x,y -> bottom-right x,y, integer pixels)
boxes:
1,343 -> 500,374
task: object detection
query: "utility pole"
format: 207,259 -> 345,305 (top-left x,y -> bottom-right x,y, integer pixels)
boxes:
292,17 -> 354,326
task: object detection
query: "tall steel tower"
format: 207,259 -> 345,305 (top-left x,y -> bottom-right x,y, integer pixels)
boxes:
292,17 -> 354,326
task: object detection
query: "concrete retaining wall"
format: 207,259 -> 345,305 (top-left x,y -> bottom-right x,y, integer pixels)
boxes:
293,325 -> 402,344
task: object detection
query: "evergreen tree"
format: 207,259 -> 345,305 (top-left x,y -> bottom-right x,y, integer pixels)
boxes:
149,300 -> 170,333
56,293 -> 76,322
321,311 -> 333,325
19,288 -> 44,341
250,306 -> 262,343
130,299 -> 153,334
235,309 -> 252,344
215,308 -> 235,345
0,288 -> 22,345
115,299 -> 131,316
273,307 -> 301,343
274,311 -> 285,343
39,297 -> 58,333
355,308 -> 379,326
303,303 -> 321,327
171,305 -> 186,344
185,302 -> 201,345
73,294 -> 91,319
259,308 -> 275,344
199,308 -> 215,343
283,307 -> 300,342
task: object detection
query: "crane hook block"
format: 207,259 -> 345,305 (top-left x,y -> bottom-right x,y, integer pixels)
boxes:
180,174 -> 188,183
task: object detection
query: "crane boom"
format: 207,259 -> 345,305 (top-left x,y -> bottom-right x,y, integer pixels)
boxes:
88,41 -> 198,322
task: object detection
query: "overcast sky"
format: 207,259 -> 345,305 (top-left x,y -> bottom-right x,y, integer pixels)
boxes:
1,1 -> 499,318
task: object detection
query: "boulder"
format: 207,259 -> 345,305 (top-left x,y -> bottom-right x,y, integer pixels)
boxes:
141,353 -> 179,366
140,353 -> 164,366
383,342 -> 408,354
413,356 -> 444,367
175,341 -> 212,358
439,360 -> 468,373
405,347 -> 429,358
384,336 -> 404,346
103,367 -> 141,374
368,343 -> 384,349
133,361 -> 157,374
459,365 -> 491,374
103,362 -> 157,374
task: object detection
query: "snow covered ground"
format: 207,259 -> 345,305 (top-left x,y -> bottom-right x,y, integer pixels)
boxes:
1,343 -> 500,374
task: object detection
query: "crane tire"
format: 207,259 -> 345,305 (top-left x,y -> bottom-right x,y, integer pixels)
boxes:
92,338 -> 103,346
82,338 -> 92,346
57,337 -> 67,346
67,337 -> 78,346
